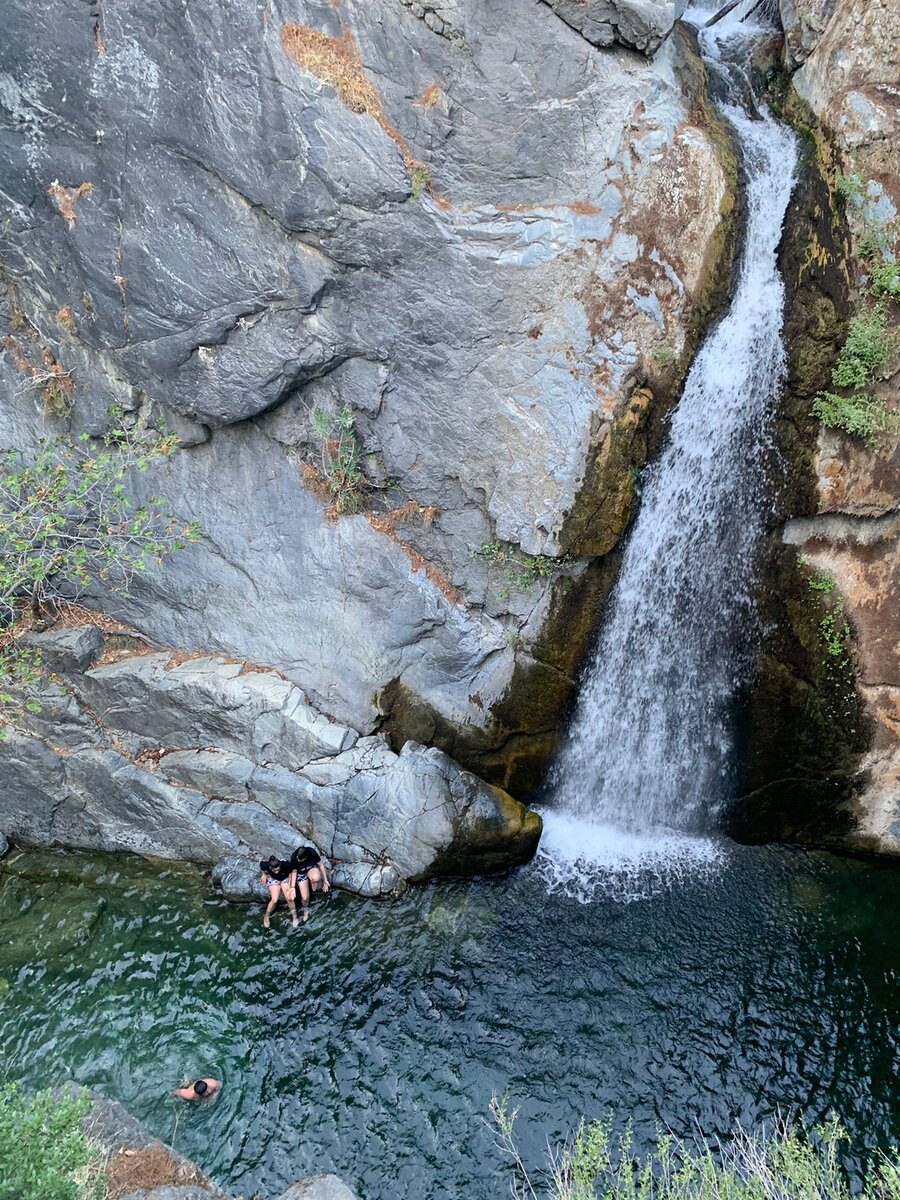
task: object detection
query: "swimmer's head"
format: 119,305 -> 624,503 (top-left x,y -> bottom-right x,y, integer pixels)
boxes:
193,1080 -> 208,1097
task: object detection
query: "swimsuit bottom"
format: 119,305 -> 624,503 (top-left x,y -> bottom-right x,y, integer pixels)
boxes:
265,876 -> 285,888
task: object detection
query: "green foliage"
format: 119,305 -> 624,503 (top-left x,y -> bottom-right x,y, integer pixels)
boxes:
309,406 -> 368,515
0,1082 -> 103,1200
803,566 -> 858,732
0,645 -> 41,737
813,309 -> 898,444
835,172 -> 864,207
831,310 -> 892,389
867,256 -> 900,301
491,1099 -> 900,1200
650,342 -> 675,368
0,424 -> 200,624
0,420 -> 200,730
409,162 -> 431,199
471,541 -> 565,597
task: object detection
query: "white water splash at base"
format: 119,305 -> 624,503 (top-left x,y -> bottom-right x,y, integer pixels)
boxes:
534,810 -> 726,904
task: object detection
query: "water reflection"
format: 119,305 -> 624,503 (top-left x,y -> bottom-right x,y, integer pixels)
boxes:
0,846 -> 897,1199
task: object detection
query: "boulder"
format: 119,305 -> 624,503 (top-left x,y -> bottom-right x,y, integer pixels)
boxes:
543,0 -> 689,53
3,638 -> 541,894
22,625 -> 105,673
277,1176 -> 361,1200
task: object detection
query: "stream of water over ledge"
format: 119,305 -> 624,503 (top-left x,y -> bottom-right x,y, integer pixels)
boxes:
1,847 -> 897,1199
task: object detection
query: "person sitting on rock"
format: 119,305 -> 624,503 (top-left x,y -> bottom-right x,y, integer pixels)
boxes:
173,1078 -> 220,1101
259,854 -> 298,929
288,844 -> 331,921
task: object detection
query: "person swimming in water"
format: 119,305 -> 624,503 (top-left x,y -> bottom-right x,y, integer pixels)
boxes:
259,854 -> 298,929
173,1078 -> 220,1101
287,844 -> 330,922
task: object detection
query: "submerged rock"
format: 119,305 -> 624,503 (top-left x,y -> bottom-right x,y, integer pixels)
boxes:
3,633 -> 541,895
277,1177 -> 360,1200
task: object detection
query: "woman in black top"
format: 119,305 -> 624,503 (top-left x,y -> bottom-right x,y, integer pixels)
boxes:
289,845 -> 331,919
258,854 -> 298,929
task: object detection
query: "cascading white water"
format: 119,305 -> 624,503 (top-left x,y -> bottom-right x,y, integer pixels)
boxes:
539,7 -> 798,899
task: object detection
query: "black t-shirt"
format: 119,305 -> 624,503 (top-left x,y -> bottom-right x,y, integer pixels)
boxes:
260,858 -> 291,881
290,846 -> 321,875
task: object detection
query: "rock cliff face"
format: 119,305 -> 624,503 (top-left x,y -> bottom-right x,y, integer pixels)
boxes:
0,0 -> 735,796
2,625 -> 539,896
735,0 -> 899,856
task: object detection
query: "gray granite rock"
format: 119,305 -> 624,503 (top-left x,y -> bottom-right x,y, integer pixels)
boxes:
277,1175 -> 360,1200
22,625 -> 105,673
543,0 -> 689,52
0,0 -> 731,765
2,641 -> 541,893
122,1190 -> 221,1200
0,833 -> 8,859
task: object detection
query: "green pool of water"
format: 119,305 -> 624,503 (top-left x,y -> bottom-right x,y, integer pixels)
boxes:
0,844 -> 897,1199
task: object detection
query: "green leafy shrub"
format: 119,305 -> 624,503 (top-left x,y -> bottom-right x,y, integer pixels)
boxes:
0,420 -> 200,731
471,541 -> 565,597
491,1098 -> 900,1200
0,425 -> 200,625
831,310 -> 892,389
650,342 -> 675,368
409,162 -> 431,199
0,1082 -> 103,1200
835,172 -> 864,207
813,307 -> 898,443
868,256 -> 900,301
812,392 -> 900,445
308,406 -> 368,516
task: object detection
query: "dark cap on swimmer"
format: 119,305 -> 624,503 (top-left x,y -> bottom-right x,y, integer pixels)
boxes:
193,1080 -> 208,1096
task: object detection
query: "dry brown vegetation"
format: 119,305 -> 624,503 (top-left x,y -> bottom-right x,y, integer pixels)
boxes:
279,22 -> 429,188
104,1142 -> 210,1200
1,334 -> 75,416
56,304 -> 77,334
47,180 -> 94,224
415,81 -> 442,108
366,512 -> 460,603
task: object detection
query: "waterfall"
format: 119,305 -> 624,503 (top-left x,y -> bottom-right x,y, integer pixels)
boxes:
539,6 -> 798,899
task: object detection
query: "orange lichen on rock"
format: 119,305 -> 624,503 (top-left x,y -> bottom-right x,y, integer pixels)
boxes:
415,81 -> 442,108
47,180 -> 94,224
279,22 -> 426,184
367,513 -> 460,604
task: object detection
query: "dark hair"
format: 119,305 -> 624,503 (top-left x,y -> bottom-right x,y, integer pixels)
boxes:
193,1080 -> 208,1096
260,855 -> 280,871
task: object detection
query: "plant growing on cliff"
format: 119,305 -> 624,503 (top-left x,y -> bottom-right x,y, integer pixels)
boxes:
0,1082 -> 103,1200
491,1098 -> 900,1200
812,308 -> 899,445
307,406 -> 368,516
0,422 -> 200,731
0,425 -> 200,626
471,541 -> 566,598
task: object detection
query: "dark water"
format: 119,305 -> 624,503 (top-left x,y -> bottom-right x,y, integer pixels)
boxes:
0,845 -> 897,1199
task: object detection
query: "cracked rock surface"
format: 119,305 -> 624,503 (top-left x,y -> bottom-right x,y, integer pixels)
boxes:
3,628 -> 541,896
0,0 -> 730,771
